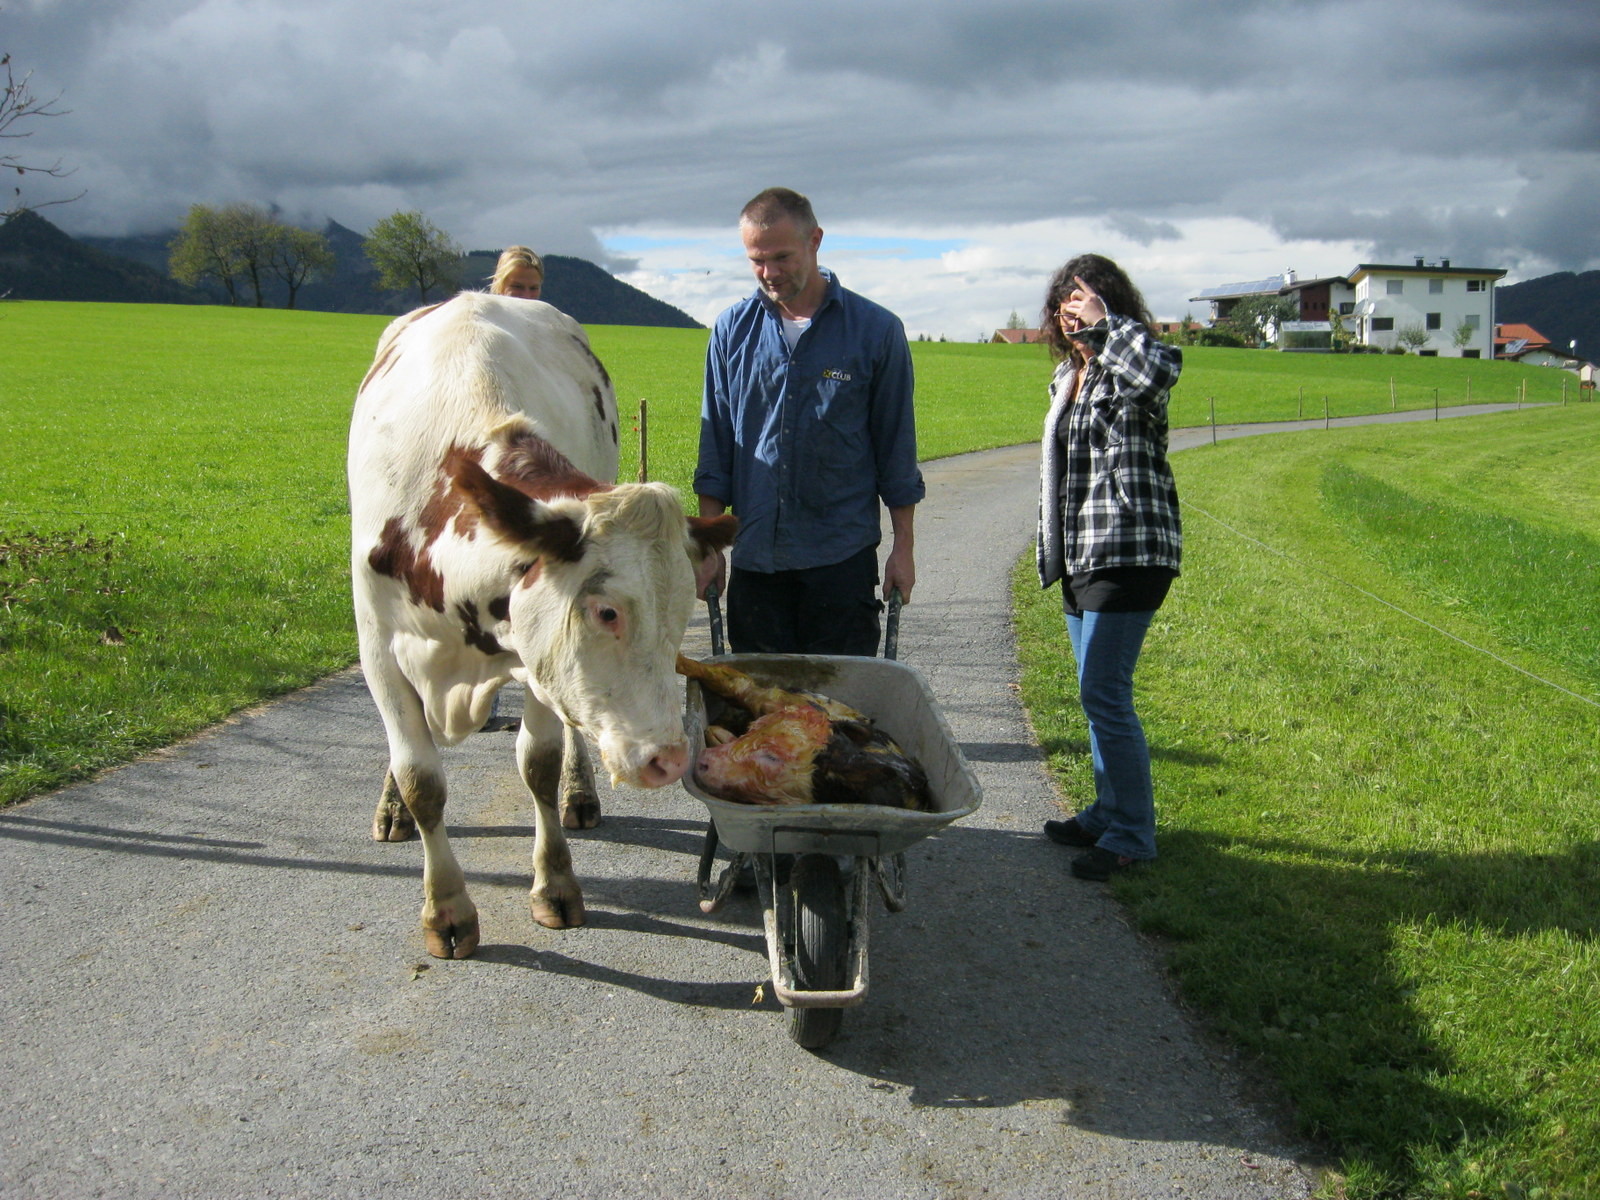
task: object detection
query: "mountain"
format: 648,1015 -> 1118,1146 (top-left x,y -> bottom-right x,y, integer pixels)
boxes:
1496,270 -> 1600,360
3,211 -> 702,327
0,210 -> 209,304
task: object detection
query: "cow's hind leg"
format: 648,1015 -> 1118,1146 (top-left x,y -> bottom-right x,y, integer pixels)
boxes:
519,705 -> 586,928
559,724 -> 602,829
372,768 -> 417,842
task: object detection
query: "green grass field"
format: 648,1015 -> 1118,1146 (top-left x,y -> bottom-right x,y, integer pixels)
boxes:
3,299 -> 1595,1196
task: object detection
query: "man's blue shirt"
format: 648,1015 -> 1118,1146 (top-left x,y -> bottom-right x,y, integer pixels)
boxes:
695,269 -> 925,573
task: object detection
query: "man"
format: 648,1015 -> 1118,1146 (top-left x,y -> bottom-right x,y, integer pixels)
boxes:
695,187 -> 924,655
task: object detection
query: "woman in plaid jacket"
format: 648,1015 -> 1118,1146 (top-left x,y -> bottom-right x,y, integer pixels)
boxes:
1035,254 -> 1182,881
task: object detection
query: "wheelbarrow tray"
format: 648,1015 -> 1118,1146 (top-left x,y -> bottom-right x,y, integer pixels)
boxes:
681,653 -> 982,857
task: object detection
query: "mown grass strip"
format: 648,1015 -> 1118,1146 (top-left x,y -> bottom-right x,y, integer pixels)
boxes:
1014,405 -> 1600,1199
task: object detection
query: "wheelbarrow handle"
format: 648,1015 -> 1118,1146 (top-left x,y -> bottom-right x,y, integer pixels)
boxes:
705,580 -> 726,657
883,587 -> 903,662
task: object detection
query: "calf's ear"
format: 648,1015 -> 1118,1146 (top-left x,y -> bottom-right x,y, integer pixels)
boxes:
449,453 -> 585,564
687,513 -> 738,560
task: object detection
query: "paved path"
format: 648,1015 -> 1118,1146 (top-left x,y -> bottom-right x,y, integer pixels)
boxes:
5,406 -> 1525,1198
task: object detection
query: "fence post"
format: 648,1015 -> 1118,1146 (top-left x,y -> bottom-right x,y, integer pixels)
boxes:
1434,388 -> 1439,420
1563,377 -> 1568,405
1389,377 -> 1396,410
1323,395 -> 1330,430
1209,396 -> 1217,444
1466,375 -> 1472,404
637,398 -> 649,482
1298,385 -> 1303,419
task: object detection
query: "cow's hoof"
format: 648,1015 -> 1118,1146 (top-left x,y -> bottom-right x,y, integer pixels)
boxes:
372,773 -> 417,842
531,890 -> 586,929
373,806 -> 417,842
559,794 -> 602,830
421,909 -> 480,960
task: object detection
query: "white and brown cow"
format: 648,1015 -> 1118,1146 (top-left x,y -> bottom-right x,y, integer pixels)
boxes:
349,292 -> 736,958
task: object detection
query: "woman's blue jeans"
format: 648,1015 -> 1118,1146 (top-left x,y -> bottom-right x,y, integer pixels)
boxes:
1066,608 -> 1159,861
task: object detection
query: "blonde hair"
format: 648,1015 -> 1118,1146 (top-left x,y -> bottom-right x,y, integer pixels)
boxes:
491,246 -> 544,294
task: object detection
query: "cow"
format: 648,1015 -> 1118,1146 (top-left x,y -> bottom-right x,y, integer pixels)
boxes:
348,292 -> 737,959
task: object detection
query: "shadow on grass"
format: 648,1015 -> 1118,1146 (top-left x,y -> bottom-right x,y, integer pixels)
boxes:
1121,827 -> 1600,1188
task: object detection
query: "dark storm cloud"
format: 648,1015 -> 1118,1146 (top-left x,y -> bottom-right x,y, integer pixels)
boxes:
5,0 -> 1598,315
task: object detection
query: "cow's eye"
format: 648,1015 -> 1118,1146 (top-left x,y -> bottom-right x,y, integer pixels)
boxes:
597,606 -> 618,625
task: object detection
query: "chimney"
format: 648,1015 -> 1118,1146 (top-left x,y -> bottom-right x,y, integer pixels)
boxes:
1441,258 -> 1450,268
1284,268 -> 1297,286
1414,256 -> 1425,267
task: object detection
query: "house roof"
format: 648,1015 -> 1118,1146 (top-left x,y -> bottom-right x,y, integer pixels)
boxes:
991,328 -> 1045,344
1494,322 -> 1548,345
1348,263 -> 1507,283
1190,275 -> 1284,301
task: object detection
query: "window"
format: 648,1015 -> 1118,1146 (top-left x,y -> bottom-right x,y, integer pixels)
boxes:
1419,350 -> 1437,357
1372,317 -> 1395,331
1467,279 -> 1487,292
1426,312 -> 1442,330
1387,279 -> 1404,295
1339,301 -> 1355,315
1463,349 -> 1480,358
1465,314 -> 1480,329
1429,278 -> 1444,294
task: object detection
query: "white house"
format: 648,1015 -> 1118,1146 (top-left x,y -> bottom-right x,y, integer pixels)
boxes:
1347,259 -> 1506,358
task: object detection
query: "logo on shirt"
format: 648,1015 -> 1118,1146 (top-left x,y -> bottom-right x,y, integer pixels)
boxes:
822,368 -> 853,382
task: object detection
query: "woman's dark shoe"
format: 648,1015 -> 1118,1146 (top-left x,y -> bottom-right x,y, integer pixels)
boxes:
1070,846 -> 1140,881
1044,818 -> 1097,847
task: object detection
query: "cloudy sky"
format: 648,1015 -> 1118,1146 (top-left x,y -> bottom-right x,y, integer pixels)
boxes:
8,0 -> 1599,338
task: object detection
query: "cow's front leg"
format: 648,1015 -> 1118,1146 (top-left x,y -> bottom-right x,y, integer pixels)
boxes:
396,762 -> 480,959
519,706 -> 585,928
559,724 -> 601,830
371,769 -> 417,842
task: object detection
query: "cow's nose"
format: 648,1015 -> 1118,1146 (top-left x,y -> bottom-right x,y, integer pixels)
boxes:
637,742 -> 689,789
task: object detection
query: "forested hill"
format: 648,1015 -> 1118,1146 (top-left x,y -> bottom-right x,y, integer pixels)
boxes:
1,212 -> 702,328
1496,270 -> 1600,358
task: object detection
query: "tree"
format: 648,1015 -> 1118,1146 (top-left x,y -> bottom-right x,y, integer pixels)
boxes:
169,203 -> 244,304
1224,294 -> 1299,347
1451,319 -> 1476,352
2,48 -> 82,217
1396,324 -> 1432,354
1328,306 -> 1354,353
266,224 -> 333,309
1005,309 -> 1026,330
364,210 -> 462,303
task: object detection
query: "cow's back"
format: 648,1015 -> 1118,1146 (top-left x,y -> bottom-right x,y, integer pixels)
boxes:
349,293 -> 619,516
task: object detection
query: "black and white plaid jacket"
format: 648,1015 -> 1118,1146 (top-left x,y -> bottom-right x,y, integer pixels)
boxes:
1036,314 -> 1182,588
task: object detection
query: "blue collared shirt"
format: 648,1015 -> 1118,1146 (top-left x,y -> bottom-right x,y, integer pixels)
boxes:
695,269 -> 925,573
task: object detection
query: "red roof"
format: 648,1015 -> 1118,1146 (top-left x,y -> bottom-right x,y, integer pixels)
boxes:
991,328 -> 1045,344
1494,322 -> 1550,349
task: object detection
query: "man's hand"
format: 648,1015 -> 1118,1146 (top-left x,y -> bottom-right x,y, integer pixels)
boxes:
695,548 -> 726,602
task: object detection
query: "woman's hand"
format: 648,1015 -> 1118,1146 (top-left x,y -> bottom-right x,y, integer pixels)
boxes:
1058,276 -> 1107,335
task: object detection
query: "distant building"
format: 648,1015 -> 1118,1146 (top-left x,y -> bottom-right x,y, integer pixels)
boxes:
1495,322 -> 1584,368
991,328 -> 1046,344
1189,258 -> 1506,357
1347,260 -> 1505,358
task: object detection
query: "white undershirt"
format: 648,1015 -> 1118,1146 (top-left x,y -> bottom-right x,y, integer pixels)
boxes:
781,316 -> 811,350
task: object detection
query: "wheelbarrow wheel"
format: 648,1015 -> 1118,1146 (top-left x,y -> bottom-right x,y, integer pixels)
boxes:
787,854 -> 847,1049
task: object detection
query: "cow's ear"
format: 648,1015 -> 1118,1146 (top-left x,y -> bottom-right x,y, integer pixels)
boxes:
687,514 -> 738,559
450,453 -> 585,563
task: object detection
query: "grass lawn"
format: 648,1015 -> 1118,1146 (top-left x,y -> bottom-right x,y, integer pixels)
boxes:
1014,405 -> 1600,1198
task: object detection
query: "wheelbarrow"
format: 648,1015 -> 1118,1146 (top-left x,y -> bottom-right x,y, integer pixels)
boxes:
679,588 -> 982,1048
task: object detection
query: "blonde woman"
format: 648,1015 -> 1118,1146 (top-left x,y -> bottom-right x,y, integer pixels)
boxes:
491,246 -> 544,299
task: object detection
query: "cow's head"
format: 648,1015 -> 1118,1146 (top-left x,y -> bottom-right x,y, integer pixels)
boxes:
451,455 -> 737,788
